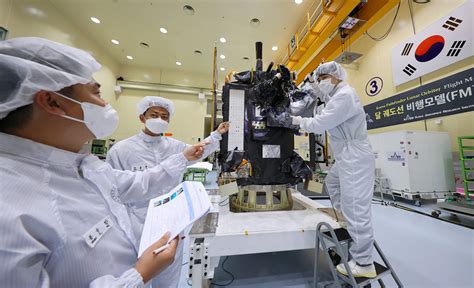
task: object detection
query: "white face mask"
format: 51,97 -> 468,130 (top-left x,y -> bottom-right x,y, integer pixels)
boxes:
55,92 -> 119,139
318,79 -> 336,96
145,118 -> 169,135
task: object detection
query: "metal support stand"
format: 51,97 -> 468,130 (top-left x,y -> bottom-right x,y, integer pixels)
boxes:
229,184 -> 293,212
188,213 -> 220,288
190,238 -> 211,288
314,222 -> 403,288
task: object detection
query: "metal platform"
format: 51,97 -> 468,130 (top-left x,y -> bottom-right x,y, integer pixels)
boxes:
374,175 -> 453,203
378,190 -> 451,201
438,200 -> 474,216
188,190 -> 340,288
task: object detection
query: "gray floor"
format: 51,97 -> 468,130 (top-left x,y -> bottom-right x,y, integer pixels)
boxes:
179,174 -> 474,287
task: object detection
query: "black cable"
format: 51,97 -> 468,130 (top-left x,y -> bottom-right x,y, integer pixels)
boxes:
388,202 -> 473,229
365,2 -> 401,41
307,196 -> 330,200
211,256 -> 235,287
373,190 -> 471,227
408,0 -> 417,34
373,195 -> 393,206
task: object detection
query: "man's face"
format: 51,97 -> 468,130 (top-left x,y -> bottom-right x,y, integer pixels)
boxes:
65,82 -> 106,120
76,82 -> 104,105
141,106 -> 170,123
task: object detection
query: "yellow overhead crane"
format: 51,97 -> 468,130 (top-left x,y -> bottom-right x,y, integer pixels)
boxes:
282,0 -> 401,85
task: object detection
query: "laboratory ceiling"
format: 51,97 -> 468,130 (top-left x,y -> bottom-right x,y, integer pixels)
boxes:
48,0 -> 314,75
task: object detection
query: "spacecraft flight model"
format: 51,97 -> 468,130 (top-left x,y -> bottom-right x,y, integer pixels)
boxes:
219,42 -> 312,212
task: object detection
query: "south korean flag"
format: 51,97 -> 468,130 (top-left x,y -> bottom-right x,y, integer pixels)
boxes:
391,0 -> 473,86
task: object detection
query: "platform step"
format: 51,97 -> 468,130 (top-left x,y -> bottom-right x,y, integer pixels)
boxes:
323,228 -> 352,242
336,262 -> 390,287
354,262 -> 390,286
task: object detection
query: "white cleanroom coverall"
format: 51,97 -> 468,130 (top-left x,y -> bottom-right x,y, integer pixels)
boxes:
295,82 -> 375,265
106,130 -> 221,287
0,132 -> 187,287
106,130 -> 221,222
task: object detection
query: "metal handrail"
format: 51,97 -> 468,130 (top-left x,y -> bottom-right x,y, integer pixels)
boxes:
278,0 -> 325,64
314,221 -> 359,287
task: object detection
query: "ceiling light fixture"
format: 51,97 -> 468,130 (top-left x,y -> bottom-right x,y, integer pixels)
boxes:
219,37 -> 227,43
272,46 -> 278,51
243,57 -> 249,60
250,18 -> 261,28
27,7 -> 45,17
295,0 -> 303,4
111,39 -> 120,45
176,61 -> 182,66
126,55 -> 134,60
183,5 -> 195,15
139,42 -> 150,48
220,54 -> 226,59
220,67 -> 225,71
194,50 -> 202,55
160,27 -> 168,34
90,17 -> 101,24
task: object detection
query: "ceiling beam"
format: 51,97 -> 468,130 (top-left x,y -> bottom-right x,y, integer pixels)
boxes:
295,0 -> 401,84
287,0 -> 361,71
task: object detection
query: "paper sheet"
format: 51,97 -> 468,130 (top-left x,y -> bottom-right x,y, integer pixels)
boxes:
307,180 -> 324,194
138,181 -> 211,257
219,181 -> 239,197
187,161 -> 213,171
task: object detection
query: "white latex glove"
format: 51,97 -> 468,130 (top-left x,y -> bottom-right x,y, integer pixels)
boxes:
292,116 -> 303,126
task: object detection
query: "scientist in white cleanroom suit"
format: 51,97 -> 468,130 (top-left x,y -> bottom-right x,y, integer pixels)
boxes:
0,37 -> 207,287
106,96 -> 230,223
107,96 -> 229,207
292,62 -> 376,278
106,96 -> 229,287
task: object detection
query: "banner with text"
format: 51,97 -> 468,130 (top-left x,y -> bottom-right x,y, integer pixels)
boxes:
364,68 -> 473,130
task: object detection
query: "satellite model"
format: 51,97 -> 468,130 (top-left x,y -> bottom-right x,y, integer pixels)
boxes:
219,42 -> 312,212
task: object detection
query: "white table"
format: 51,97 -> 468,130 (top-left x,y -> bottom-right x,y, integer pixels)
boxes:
187,190 -> 340,288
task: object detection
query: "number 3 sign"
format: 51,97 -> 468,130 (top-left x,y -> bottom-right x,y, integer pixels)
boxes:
365,77 -> 383,97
